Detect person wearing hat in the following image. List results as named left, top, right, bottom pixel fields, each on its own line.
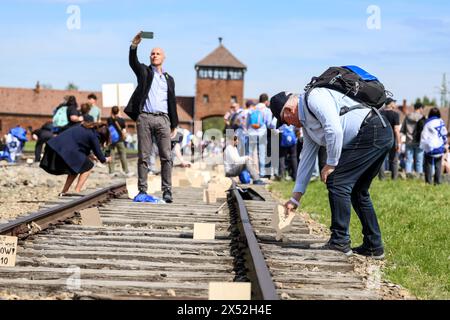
left=378, top=98, right=401, bottom=180
left=270, top=89, right=393, bottom=259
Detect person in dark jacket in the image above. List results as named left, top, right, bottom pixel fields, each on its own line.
left=32, top=122, right=54, bottom=162
left=65, top=96, right=83, bottom=129
left=40, top=122, right=111, bottom=194
left=124, top=31, right=179, bottom=203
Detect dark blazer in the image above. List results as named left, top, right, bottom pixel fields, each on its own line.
left=47, top=125, right=106, bottom=174
left=124, top=46, right=178, bottom=129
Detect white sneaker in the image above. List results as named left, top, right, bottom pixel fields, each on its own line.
left=126, top=172, right=135, bottom=177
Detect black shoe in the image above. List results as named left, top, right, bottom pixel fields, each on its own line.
left=321, top=240, right=353, bottom=256
left=163, top=190, right=173, bottom=203
left=352, top=245, right=385, bottom=260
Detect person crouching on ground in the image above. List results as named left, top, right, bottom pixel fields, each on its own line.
left=224, top=135, right=265, bottom=185
left=40, top=122, right=112, bottom=195
left=270, top=90, right=393, bottom=259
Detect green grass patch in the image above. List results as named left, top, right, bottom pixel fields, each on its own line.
left=23, top=141, right=36, bottom=153
left=269, top=179, right=450, bottom=300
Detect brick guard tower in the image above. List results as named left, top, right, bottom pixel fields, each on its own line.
left=194, top=38, right=247, bottom=123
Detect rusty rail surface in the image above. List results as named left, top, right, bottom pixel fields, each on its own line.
left=229, top=182, right=279, bottom=300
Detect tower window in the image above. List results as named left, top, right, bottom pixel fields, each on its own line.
left=203, top=95, right=209, bottom=104
left=231, top=96, right=237, bottom=104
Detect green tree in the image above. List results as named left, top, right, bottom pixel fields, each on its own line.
left=66, top=82, right=79, bottom=91
left=430, top=98, right=437, bottom=107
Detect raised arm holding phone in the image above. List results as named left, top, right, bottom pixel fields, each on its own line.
left=124, top=31, right=179, bottom=203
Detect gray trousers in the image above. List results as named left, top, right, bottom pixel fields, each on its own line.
left=137, top=113, right=172, bottom=193
left=225, top=159, right=259, bottom=181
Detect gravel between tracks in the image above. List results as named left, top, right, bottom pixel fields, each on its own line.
left=0, top=162, right=131, bottom=223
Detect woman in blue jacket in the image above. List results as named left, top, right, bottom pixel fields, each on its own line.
left=40, top=122, right=112, bottom=194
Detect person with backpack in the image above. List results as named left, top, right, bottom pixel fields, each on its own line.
left=420, top=108, right=448, bottom=185
left=40, top=122, right=112, bottom=195
left=107, top=106, right=131, bottom=176
left=247, top=95, right=273, bottom=179
left=401, top=102, right=425, bottom=178
left=270, top=66, right=393, bottom=259
left=52, top=96, right=83, bottom=134
left=278, top=124, right=298, bottom=181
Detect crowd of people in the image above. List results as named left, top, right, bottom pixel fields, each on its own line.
left=1, top=90, right=448, bottom=197
left=221, top=95, right=450, bottom=187
left=1, top=34, right=449, bottom=260
left=378, top=101, right=449, bottom=185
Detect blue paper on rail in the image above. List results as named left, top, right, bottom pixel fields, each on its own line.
left=133, top=193, right=165, bottom=204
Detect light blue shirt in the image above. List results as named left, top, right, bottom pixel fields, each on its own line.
left=294, top=88, right=371, bottom=194
left=143, top=66, right=168, bottom=114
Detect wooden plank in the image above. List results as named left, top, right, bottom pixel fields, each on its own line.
left=26, top=234, right=231, bottom=245
left=266, top=259, right=354, bottom=272
left=15, top=256, right=235, bottom=272
left=18, top=248, right=234, bottom=263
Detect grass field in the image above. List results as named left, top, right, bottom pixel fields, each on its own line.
left=23, top=141, right=36, bottom=153
left=269, top=178, right=450, bottom=300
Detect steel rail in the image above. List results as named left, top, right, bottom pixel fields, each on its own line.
left=0, top=182, right=127, bottom=237
left=229, top=182, right=279, bottom=300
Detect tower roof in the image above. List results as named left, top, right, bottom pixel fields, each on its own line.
left=196, top=42, right=247, bottom=70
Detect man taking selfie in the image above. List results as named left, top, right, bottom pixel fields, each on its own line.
left=125, top=31, right=179, bottom=203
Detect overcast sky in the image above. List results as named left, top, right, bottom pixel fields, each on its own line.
left=1, top=0, right=449, bottom=104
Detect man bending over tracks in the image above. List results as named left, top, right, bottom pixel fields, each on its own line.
left=270, top=89, right=393, bottom=260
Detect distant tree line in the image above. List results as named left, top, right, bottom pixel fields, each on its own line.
left=415, top=96, right=437, bottom=107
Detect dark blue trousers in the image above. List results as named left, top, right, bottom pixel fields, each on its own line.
left=326, top=113, right=394, bottom=250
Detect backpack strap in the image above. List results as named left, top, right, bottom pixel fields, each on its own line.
left=304, top=89, right=387, bottom=128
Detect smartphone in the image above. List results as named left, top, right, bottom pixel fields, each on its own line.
left=141, top=31, right=154, bottom=39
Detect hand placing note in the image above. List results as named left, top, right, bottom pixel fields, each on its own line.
left=271, top=204, right=297, bottom=241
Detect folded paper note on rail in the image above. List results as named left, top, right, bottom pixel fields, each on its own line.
left=126, top=178, right=139, bottom=199
left=79, top=207, right=102, bottom=227
left=271, top=204, right=296, bottom=241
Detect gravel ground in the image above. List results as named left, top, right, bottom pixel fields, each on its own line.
left=0, top=159, right=415, bottom=300
left=0, top=161, right=133, bottom=224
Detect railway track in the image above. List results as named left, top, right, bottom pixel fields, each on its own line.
left=0, top=170, right=379, bottom=300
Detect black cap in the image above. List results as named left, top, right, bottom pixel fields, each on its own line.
left=270, top=92, right=291, bottom=128
left=385, top=98, right=396, bottom=106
